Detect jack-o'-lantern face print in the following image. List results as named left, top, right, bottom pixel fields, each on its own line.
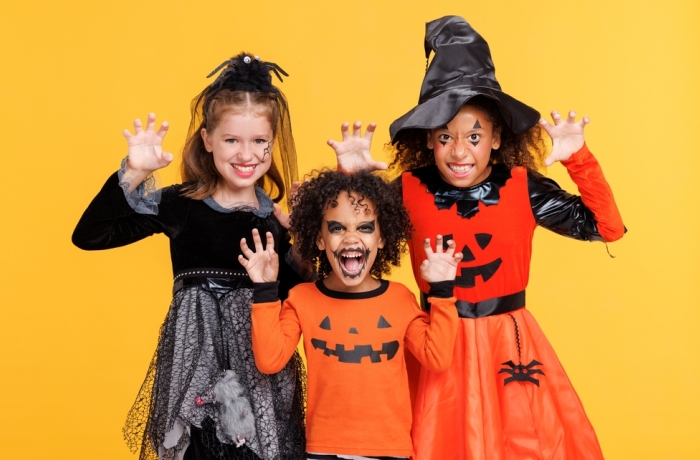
left=310, top=314, right=399, bottom=363
left=442, top=232, right=502, bottom=287
left=317, top=191, right=385, bottom=293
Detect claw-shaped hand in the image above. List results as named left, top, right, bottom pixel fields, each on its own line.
left=327, top=121, right=388, bottom=173
left=419, top=235, right=463, bottom=283
left=122, top=113, right=173, bottom=174
left=238, top=229, right=279, bottom=283
left=540, top=110, right=589, bottom=166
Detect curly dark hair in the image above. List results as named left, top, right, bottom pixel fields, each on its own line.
left=389, top=96, right=547, bottom=175
left=290, top=169, right=413, bottom=279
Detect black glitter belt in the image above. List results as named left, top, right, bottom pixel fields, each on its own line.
left=421, top=290, right=525, bottom=318
left=173, top=268, right=252, bottom=295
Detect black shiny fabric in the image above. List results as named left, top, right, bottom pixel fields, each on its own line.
left=411, top=164, right=511, bottom=219
left=421, top=290, right=525, bottom=318
left=527, top=169, right=603, bottom=242
left=406, top=164, right=604, bottom=242
left=390, top=16, right=540, bottom=140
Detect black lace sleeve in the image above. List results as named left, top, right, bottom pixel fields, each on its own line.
left=527, top=169, right=603, bottom=242
left=72, top=172, right=185, bottom=250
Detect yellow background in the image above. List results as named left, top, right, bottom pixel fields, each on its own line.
left=1, top=1, right=698, bottom=458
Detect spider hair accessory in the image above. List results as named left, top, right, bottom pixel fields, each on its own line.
left=185, top=51, right=298, bottom=204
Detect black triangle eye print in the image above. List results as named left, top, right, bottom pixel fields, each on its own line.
left=475, top=233, right=492, bottom=249
left=455, top=233, right=502, bottom=288
left=377, top=316, right=392, bottom=328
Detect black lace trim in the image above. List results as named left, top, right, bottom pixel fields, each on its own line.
left=410, top=164, right=512, bottom=219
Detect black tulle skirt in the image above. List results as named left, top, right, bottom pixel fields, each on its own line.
left=123, top=277, right=306, bottom=460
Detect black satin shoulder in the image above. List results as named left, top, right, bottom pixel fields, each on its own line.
left=410, top=164, right=512, bottom=219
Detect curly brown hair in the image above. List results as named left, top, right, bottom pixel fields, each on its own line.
left=389, top=96, right=547, bottom=175
left=290, top=169, right=413, bottom=279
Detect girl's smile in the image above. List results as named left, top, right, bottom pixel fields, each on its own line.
left=201, top=112, right=273, bottom=203
left=427, top=104, right=501, bottom=188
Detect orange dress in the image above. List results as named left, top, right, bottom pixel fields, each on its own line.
left=402, top=145, right=624, bottom=460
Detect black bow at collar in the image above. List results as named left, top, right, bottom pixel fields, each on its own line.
left=411, top=164, right=512, bottom=219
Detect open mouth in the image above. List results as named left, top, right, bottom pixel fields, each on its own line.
left=232, top=164, right=257, bottom=177
left=449, top=164, right=473, bottom=175
left=333, top=248, right=370, bottom=278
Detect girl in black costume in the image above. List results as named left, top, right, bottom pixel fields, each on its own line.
left=73, top=53, right=306, bottom=460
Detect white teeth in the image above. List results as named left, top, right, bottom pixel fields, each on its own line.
left=450, top=164, right=473, bottom=173
left=233, top=165, right=255, bottom=172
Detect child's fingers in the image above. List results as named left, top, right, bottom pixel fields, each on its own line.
left=363, top=122, right=377, bottom=140
left=239, top=238, right=253, bottom=258
left=340, top=122, right=350, bottom=140
left=453, top=252, right=464, bottom=263
left=133, top=118, right=143, bottom=135
left=352, top=121, right=362, bottom=137
left=550, top=110, right=562, bottom=125
left=444, top=238, right=457, bottom=256
left=237, top=254, right=248, bottom=267
left=251, top=228, right=264, bottom=252
left=157, top=120, right=169, bottom=138
left=145, top=113, right=157, bottom=132
left=423, top=237, right=434, bottom=255
left=265, top=232, right=276, bottom=254
left=567, top=110, right=577, bottom=124
left=435, top=234, right=444, bottom=254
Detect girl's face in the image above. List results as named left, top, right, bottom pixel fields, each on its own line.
left=201, top=111, right=273, bottom=198
left=317, top=191, right=385, bottom=293
left=427, top=105, right=501, bottom=188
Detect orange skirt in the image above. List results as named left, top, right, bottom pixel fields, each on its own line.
left=410, top=308, right=604, bottom=460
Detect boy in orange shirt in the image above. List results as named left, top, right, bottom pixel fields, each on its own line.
left=238, top=170, right=462, bottom=459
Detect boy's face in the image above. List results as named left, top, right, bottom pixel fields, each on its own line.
left=427, top=104, right=501, bottom=188
left=317, top=191, right=385, bottom=293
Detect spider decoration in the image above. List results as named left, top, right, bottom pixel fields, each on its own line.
left=206, top=55, right=289, bottom=83
left=498, top=359, right=545, bottom=386
left=498, top=314, right=546, bottom=386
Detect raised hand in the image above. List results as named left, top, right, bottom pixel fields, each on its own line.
left=540, top=110, right=590, bottom=166
left=327, top=121, right=388, bottom=173
left=122, top=113, right=174, bottom=176
left=419, top=235, right=463, bottom=283
left=238, top=229, right=279, bottom=283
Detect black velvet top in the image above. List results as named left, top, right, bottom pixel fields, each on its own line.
left=72, top=172, right=301, bottom=298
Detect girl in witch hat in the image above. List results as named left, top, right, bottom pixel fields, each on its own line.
left=73, top=53, right=307, bottom=460
left=328, top=15, right=624, bottom=460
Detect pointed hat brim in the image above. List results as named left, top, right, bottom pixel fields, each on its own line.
left=389, top=16, right=540, bottom=142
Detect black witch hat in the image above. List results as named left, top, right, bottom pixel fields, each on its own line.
left=389, top=16, right=540, bottom=142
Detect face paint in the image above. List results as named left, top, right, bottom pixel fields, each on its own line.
left=331, top=247, right=372, bottom=278
left=263, top=141, right=272, bottom=160
left=317, top=192, right=385, bottom=293
left=427, top=105, right=501, bottom=188
left=470, top=119, right=482, bottom=146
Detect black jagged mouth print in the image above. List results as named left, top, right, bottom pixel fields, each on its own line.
left=310, top=338, right=400, bottom=363
left=332, top=247, right=371, bottom=279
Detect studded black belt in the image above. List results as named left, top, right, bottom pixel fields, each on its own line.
left=172, top=268, right=252, bottom=295
left=421, top=290, right=525, bottom=318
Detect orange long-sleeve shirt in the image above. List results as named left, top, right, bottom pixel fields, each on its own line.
left=251, top=280, right=457, bottom=457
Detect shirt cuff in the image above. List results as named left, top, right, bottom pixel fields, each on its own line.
left=253, top=281, right=280, bottom=303
left=427, top=280, right=455, bottom=298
